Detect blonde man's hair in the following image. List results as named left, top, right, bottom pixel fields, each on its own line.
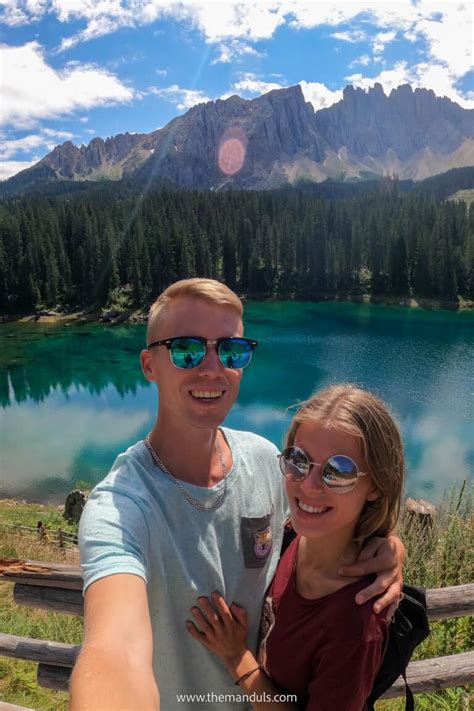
left=285, top=384, right=404, bottom=543
left=147, top=278, right=243, bottom=343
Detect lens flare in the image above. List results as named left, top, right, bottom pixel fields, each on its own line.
left=218, top=128, right=247, bottom=176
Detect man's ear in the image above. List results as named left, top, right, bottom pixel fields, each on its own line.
left=140, top=349, right=156, bottom=382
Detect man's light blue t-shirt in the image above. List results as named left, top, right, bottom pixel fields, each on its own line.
left=79, top=428, right=288, bottom=710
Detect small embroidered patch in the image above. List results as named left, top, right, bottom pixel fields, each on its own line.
left=241, top=513, right=273, bottom=568
left=254, top=526, right=272, bottom=559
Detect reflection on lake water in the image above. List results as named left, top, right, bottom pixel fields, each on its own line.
left=1, top=302, right=473, bottom=503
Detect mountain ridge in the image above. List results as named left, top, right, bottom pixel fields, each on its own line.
left=4, top=83, right=473, bottom=192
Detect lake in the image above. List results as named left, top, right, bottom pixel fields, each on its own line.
left=1, top=301, right=473, bottom=504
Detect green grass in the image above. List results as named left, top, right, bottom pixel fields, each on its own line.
left=0, top=499, right=82, bottom=709
left=0, top=486, right=472, bottom=709
left=0, top=531, right=82, bottom=710
left=377, top=482, right=473, bottom=710
left=0, top=498, right=79, bottom=535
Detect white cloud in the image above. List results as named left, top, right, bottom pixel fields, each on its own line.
left=0, top=133, right=45, bottom=160
left=346, top=62, right=411, bottom=94
left=331, top=30, right=366, bottom=43
left=1, top=392, right=150, bottom=487
left=0, top=125, right=75, bottom=179
left=416, top=2, right=472, bottom=77
left=49, top=1, right=283, bottom=51
left=212, top=40, right=264, bottom=64
left=372, top=30, right=396, bottom=54
left=413, top=63, right=474, bottom=108
left=0, top=128, right=73, bottom=160
left=228, top=74, right=342, bottom=110
left=213, top=44, right=234, bottom=64
left=0, top=159, right=37, bottom=181
left=0, top=42, right=134, bottom=128
left=299, top=81, right=343, bottom=110
left=231, top=72, right=284, bottom=97
left=58, top=15, right=130, bottom=51
left=408, top=420, right=471, bottom=498
left=182, top=2, right=286, bottom=42
left=350, top=54, right=372, bottom=68
left=150, top=73, right=346, bottom=112
left=0, top=0, right=30, bottom=26
left=346, top=60, right=474, bottom=109
left=404, top=30, right=418, bottom=43
left=288, top=3, right=371, bottom=30
left=1, top=1, right=471, bottom=109
left=41, top=127, right=74, bottom=139
left=163, top=69, right=339, bottom=118
left=288, top=2, right=472, bottom=105
left=149, top=84, right=211, bottom=110
left=155, top=68, right=168, bottom=76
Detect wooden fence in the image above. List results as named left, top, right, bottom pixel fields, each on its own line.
left=0, top=522, right=78, bottom=549
left=0, top=559, right=473, bottom=701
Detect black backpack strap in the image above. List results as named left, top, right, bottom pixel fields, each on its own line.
left=401, top=666, right=414, bottom=711
left=394, top=610, right=415, bottom=711
left=365, top=584, right=429, bottom=710
left=280, top=519, right=297, bottom=557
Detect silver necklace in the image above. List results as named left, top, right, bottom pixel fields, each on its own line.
left=144, top=434, right=228, bottom=512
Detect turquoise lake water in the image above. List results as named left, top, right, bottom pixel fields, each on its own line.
left=1, top=302, right=473, bottom=504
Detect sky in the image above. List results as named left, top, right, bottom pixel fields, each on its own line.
left=0, top=1, right=472, bottom=181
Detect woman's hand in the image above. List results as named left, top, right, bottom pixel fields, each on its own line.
left=187, top=592, right=249, bottom=668
left=339, top=534, right=405, bottom=616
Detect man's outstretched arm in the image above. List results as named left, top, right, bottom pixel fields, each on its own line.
left=340, top=534, right=406, bottom=615
left=70, top=573, right=159, bottom=711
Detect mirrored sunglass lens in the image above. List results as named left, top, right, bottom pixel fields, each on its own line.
left=280, top=448, right=309, bottom=480
left=322, top=456, right=359, bottom=491
left=218, top=339, right=252, bottom=368
left=170, top=338, right=205, bottom=368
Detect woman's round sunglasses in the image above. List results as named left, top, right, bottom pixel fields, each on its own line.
left=278, top=446, right=367, bottom=493
left=147, top=336, right=258, bottom=370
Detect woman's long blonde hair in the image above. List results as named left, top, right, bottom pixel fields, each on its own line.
left=285, top=384, right=405, bottom=543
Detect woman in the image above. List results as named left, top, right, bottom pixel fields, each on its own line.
left=188, top=384, right=405, bottom=710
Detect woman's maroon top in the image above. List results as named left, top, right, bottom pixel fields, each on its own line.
left=258, top=535, right=389, bottom=711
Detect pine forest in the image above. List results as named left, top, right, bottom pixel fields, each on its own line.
left=0, top=180, right=473, bottom=313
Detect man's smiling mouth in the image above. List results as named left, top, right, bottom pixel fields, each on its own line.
left=190, top=390, right=225, bottom=400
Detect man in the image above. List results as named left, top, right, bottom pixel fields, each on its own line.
left=70, top=278, right=404, bottom=710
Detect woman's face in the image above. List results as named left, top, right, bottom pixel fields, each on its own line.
left=285, top=420, right=379, bottom=541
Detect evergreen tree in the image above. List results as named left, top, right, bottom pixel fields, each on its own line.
left=390, top=231, right=409, bottom=295
left=0, top=183, right=471, bottom=311
left=18, top=243, right=40, bottom=309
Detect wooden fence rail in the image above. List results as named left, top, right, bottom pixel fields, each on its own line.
left=1, top=558, right=473, bottom=699
left=0, top=522, right=78, bottom=547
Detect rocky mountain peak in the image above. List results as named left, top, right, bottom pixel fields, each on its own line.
left=4, top=82, right=473, bottom=192
left=315, top=83, right=473, bottom=160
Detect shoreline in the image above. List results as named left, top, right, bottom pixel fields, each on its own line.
left=0, top=493, right=438, bottom=518
left=0, top=488, right=453, bottom=512
left=0, top=493, right=70, bottom=508
left=1, top=293, right=473, bottom=325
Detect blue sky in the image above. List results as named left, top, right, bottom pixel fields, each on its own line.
left=1, top=1, right=472, bottom=180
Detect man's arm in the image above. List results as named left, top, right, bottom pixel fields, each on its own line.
left=340, top=534, right=406, bottom=614
left=70, top=573, right=159, bottom=711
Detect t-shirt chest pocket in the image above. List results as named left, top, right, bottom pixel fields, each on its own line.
left=240, top=511, right=274, bottom=568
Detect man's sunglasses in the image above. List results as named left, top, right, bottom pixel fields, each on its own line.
left=147, top=336, right=258, bottom=370
left=278, top=446, right=367, bottom=493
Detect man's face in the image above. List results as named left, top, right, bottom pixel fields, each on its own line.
left=141, top=298, right=244, bottom=433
